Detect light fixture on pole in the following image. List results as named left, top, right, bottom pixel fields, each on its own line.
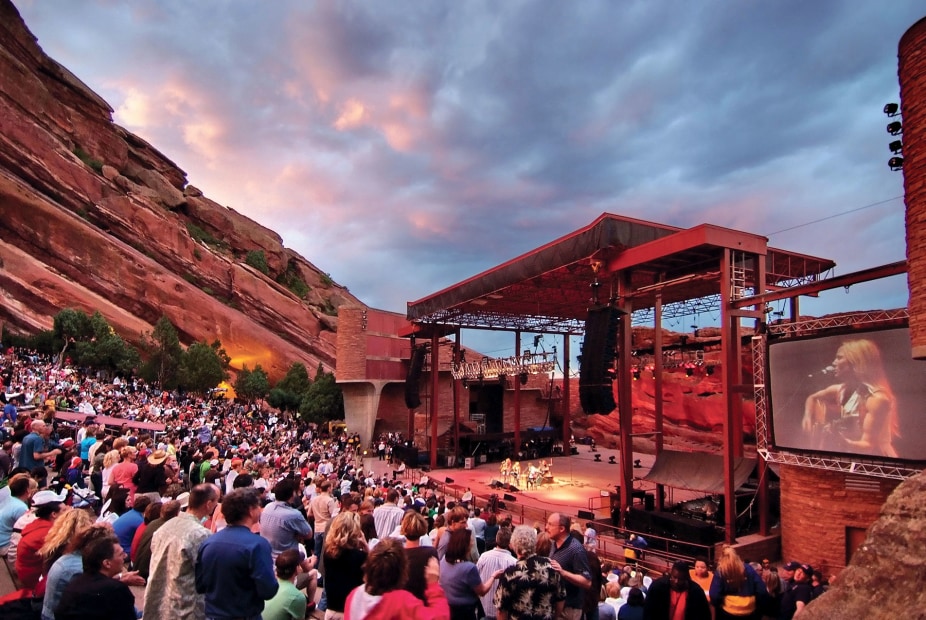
left=887, top=121, right=903, bottom=136
left=889, top=157, right=904, bottom=171
left=884, top=102, right=899, bottom=117
left=889, top=140, right=903, bottom=154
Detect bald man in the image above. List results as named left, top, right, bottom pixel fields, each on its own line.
left=19, top=420, right=60, bottom=471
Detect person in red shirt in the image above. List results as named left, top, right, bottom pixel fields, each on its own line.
left=15, top=489, right=68, bottom=593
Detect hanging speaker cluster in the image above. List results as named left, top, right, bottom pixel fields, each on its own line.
left=404, top=344, right=427, bottom=409
left=578, top=306, right=622, bottom=414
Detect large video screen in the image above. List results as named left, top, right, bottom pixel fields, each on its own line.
left=768, top=326, right=926, bottom=461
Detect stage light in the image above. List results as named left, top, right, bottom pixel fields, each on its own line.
left=889, top=157, right=904, bottom=171
left=594, top=454, right=602, bottom=462
left=608, top=455, right=617, bottom=465
left=706, top=365, right=715, bottom=376
left=686, top=367, right=694, bottom=377
left=887, top=121, right=903, bottom=135
left=633, top=459, right=642, bottom=468
left=632, top=368, right=641, bottom=380
left=889, top=140, right=903, bottom=154
left=884, top=102, right=899, bottom=117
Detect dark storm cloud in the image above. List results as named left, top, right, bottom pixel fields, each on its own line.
left=12, top=0, right=924, bottom=314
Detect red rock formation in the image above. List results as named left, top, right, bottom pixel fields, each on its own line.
left=0, top=1, right=359, bottom=381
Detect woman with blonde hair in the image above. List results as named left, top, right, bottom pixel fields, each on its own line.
left=803, top=338, right=900, bottom=457
left=322, top=511, right=369, bottom=619
left=39, top=508, right=93, bottom=572
left=709, top=546, right=768, bottom=620
left=109, top=445, right=138, bottom=507
left=100, top=449, right=121, bottom=499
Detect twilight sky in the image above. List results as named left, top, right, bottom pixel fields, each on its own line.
left=12, top=1, right=925, bottom=354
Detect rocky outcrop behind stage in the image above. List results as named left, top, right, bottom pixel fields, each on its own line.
left=799, top=470, right=926, bottom=620
left=0, top=1, right=363, bottom=380
left=575, top=326, right=756, bottom=451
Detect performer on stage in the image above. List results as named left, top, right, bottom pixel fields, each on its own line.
left=539, top=459, right=552, bottom=484
left=510, top=461, right=521, bottom=488
left=500, top=457, right=512, bottom=483
left=526, top=462, right=540, bottom=489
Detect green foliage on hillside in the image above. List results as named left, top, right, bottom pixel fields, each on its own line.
left=73, top=146, right=103, bottom=173
left=185, top=222, right=228, bottom=250
left=276, top=261, right=310, bottom=299
left=245, top=249, right=270, bottom=275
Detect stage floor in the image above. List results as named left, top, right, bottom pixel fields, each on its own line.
left=362, top=444, right=706, bottom=520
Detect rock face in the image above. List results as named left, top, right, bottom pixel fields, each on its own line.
left=0, top=1, right=362, bottom=380
left=800, top=470, right=926, bottom=620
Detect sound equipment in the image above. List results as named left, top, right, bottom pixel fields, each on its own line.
left=579, top=306, right=623, bottom=414
left=644, top=493, right=655, bottom=512
left=445, top=477, right=455, bottom=484
left=503, top=493, right=517, bottom=502
left=404, top=345, right=427, bottom=409
left=506, top=483, right=519, bottom=493
left=577, top=509, right=595, bottom=521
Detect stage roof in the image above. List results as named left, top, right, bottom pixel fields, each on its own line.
left=407, top=213, right=835, bottom=334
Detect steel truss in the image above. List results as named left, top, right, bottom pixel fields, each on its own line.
left=753, top=310, right=922, bottom=481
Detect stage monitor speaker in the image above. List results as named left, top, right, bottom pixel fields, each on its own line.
left=404, top=345, right=427, bottom=409
left=506, top=483, right=519, bottom=493
left=503, top=493, right=517, bottom=502
left=445, top=477, right=455, bottom=484
left=577, top=509, right=595, bottom=521
left=497, top=501, right=506, bottom=510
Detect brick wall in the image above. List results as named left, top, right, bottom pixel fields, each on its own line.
left=901, top=17, right=926, bottom=357
left=779, top=464, right=899, bottom=575
left=335, top=306, right=368, bottom=380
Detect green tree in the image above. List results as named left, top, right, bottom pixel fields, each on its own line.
left=268, top=362, right=311, bottom=413
left=179, top=340, right=230, bottom=394
left=298, top=364, right=343, bottom=424
left=52, top=310, right=139, bottom=375
left=53, top=308, right=92, bottom=364
left=139, top=315, right=183, bottom=388
left=234, top=364, right=270, bottom=403
left=245, top=250, right=270, bottom=275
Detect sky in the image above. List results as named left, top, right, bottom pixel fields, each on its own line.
left=12, top=1, right=925, bottom=359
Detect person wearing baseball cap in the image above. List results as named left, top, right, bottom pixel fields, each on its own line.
left=779, top=562, right=814, bottom=620
left=15, top=489, right=67, bottom=591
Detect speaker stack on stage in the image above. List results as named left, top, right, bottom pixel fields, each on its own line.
left=404, top=344, right=427, bottom=409
left=579, top=306, right=623, bottom=414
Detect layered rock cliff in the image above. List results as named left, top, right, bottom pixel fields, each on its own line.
left=0, top=1, right=362, bottom=380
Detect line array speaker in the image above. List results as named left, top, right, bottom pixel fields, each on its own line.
left=404, top=345, right=427, bottom=409
left=579, top=306, right=622, bottom=414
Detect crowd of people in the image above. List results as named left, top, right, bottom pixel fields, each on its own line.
left=1, top=348, right=828, bottom=620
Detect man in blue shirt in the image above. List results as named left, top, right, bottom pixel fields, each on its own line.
left=111, top=496, right=151, bottom=555
left=196, top=488, right=278, bottom=620
left=545, top=512, right=592, bottom=620
left=19, top=420, right=60, bottom=472
left=259, top=478, right=313, bottom=562
left=2, top=397, right=18, bottom=424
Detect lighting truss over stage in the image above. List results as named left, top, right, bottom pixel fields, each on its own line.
left=450, top=351, right=557, bottom=380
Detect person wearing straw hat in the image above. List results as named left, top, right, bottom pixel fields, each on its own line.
left=135, top=448, right=170, bottom=504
